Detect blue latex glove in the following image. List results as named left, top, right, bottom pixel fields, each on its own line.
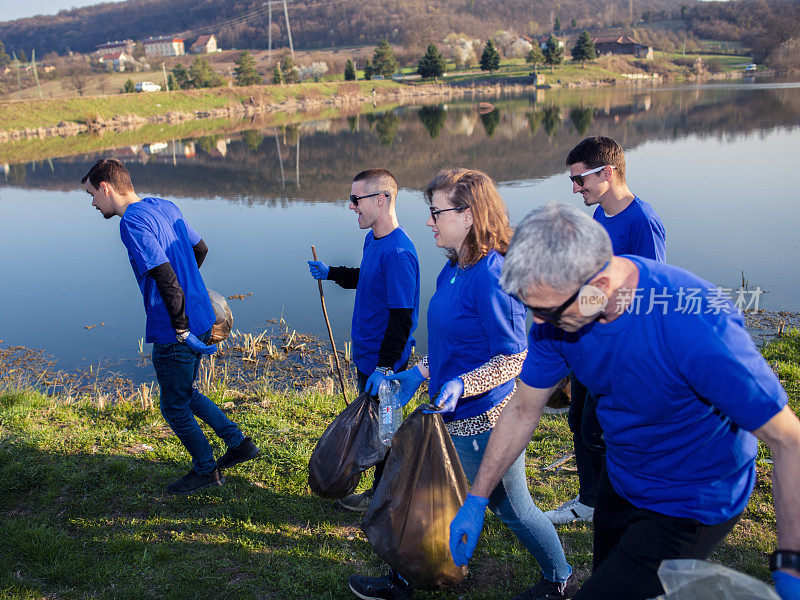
left=183, top=332, right=217, bottom=355
left=424, top=377, right=464, bottom=415
left=450, top=493, right=490, bottom=567
left=774, top=571, right=800, bottom=600
left=365, top=369, right=387, bottom=396
left=307, top=260, right=329, bottom=280
left=385, top=366, right=426, bottom=407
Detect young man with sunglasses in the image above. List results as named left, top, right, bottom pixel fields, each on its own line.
left=450, top=203, right=800, bottom=600
left=307, top=168, right=420, bottom=512
left=545, top=137, right=668, bottom=527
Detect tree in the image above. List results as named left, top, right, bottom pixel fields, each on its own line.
left=571, top=17, right=577, bottom=29
left=171, top=64, right=190, bottom=89
left=554, top=17, right=561, bottom=32
left=122, top=78, right=135, bottom=93
left=344, top=58, right=356, bottom=81
left=272, top=63, right=283, bottom=84
left=188, top=57, right=225, bottom=88
left=418, top=105, right=447, bottom=139
left=0, top=41, right=10, bottom=68
left=417, top=43, right=446, bottom=79
left=363, top=59, right=373, bottom=80
left=571, top=30, right=596, bottom=67
left=280, top=54, right=299, bottom=83
left=479, top=39, right=501, bottom=74
left=526, top=45, right=545, bottom=70
left=234, top=50, right=262, bottom=86
left=543, top=35, right=564, bottom=72
left=372, top=40, right=397, bottom=77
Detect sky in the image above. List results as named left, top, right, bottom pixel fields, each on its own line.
left=0, top=0, right=125, bottom=22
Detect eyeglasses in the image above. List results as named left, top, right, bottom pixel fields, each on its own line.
left=569, top=165, right=615, bottom=186
left=429, top=206, right=465, bottom=222
left=349, top=192, right=383, bottom=206
left=520, top=261, right=609, bottom=324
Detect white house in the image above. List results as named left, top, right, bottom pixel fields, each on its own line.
left=190, top=34, right=218, bottom=54
left=142, top=37, right=185, bottom=57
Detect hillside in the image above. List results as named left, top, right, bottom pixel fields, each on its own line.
left=0, top=0, right=686, bottom=58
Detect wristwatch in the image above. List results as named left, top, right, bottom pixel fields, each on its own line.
left=176, top=330, right=190, bottom=343
left=769, top=550, right=800, bottom=571
left=375, top=366, right=393, bottom=375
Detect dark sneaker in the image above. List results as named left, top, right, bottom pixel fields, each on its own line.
left=543, top=389, right=571, bottom=415
left=348, top=572, right=414, bottom=600
left=512, top=573, right=580, bottom=600
left=165, top=468, right=225, bottom=494
left=217, top=436, right=260, bottom=470
left=337, top=489, right=373, bottom=512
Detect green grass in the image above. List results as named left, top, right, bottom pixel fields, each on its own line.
left=2, top=331, right=797, bottom=598
left=0, top=80, right=404, bottom=133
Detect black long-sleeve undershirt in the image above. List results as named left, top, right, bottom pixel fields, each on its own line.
left=377, top=308, right=414, bottom=369
left=147, top=239, right=208, bottom=333
left=327, top=266, right=360, bottom=289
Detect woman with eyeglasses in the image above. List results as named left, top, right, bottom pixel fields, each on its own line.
left=347, top=169, right=576, bottom=600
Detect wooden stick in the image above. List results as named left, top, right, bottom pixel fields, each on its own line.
left=312, top=246, right=349, bottom=405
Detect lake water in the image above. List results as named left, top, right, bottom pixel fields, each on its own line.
left=2, top=80, right=799, bottom=382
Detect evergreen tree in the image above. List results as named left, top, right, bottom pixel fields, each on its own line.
left=372, top=40, right=397, bottom=77
left=543, top=35, right=564, bottom=72
left=571, top=30, right=596, bottom=67
left=0, top=41, right=10, bottom=67
left=363, top=59, right=373, bottom=81
left=122, top=78, right=135, bottom=93
left=234, top=50, right=262, bottom=86
left=571, top=17, right=577, bottom=29
left=479, top=40, right=501, bottom=74
left=344, top=58, right=356, bottom=81
left=189, top=57, right=225, bottom=88
left=526, top=45, right=544, bottom=70
left=554, top=17, right=561, bottom=32
left=167, top=72, right=178, bottom=91
left=280, top=54, right=299, bottom=83
left=417, top=43, right=446, bottom=79
left=272, top=63, right=283, bottom=84
left=171, top=64, right=190, bottom=89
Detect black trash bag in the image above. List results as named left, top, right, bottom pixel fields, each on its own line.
left=362, top=405, right=469, bottom=590
left=308, top=391, right=387, bottom=499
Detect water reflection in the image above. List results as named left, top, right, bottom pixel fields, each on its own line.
left=2, top=81, right=800, bottom=376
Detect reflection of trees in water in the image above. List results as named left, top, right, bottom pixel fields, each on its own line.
left=479, top=109, right=501, bottom=137
left=11, top=86, right=800, bottom=203
left=569, top=107, right=595, bottom=136
left=418, top=105, right=447, bottom=140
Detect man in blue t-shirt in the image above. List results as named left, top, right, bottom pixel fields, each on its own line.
left=546, top=137, right=668, bottom=526
left=449, top=203, right=800, bottom=600
left=82, top=158, right=259, bottom=495
left=308, top=168, right=420, bottom=512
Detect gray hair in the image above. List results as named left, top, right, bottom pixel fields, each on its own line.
left=501, top=203, right=613, bottom=297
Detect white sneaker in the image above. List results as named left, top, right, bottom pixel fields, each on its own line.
left=545, top=496, right=594, bottom=524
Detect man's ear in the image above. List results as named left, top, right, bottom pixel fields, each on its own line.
left=591, top=274, right=611, bottom=295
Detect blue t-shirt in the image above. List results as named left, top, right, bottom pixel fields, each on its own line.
left=520, top=256, right=786, bottom=524
left=593, top=197, right=666, bottom=261
left=352, top=227, right=420, bottom=374
left=119, top=197, right=215, bottom=345
left=427, top=251, right=527, bottom=423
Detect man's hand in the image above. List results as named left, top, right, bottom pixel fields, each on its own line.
left=774, top=571, right=800, bottom=599
left=425, top=377, right=463, bottom=415
left=450, top=493, right=489, bottom=567
left=307, top=260, right=329, bottom=280
left=182, top=332, right=217, bottom=355
left=385, top=366, right=425, bottom=407
left=365, top=369, right=389, bottom=396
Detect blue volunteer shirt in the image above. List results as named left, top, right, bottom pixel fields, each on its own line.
left=520, top=255, right=786, bottom=524
left=428, top=251, right=527, bottom=423
left=119, top=197, right=215, bottom=345
left=593, top=197, right=666, bottom=261
left=352, top=227, right=420, bottom=374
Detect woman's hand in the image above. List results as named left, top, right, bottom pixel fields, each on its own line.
left=385, top=366, right=426, bottom=406
left=426, top=377, right=464, bottom=415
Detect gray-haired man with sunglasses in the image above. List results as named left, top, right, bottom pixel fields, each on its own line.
left=307, top=168, right=420, bottom=512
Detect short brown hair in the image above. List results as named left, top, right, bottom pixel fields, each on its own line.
left=566, top=136, right=626, bottom=183
left=424, top=168, right=512, bottom=267
left=353, top=168, right=398, bottom=203
left=81, top=157, right=134, bottom=194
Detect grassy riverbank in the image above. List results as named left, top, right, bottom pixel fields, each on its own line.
left=2, top=330, right=797, bottom=599
left=0, top=81, right=405, bottom=133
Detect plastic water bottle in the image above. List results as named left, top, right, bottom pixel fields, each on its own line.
left=378, top=379, right=402, bottom=446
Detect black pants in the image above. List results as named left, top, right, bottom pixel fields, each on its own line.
left=569, top=374, right=606, bottom=507
left=573, top=471, right=741, bottom=600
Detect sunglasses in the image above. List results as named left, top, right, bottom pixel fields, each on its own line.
left=520, top=261, right=609, bottom=324
left=569, top=165, right=615, bottom=187
left=349, top=192, right=383, bottom=206
left=429, top=206, right=466, bottom=222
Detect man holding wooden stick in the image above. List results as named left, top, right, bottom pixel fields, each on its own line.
left=308, top=168, right=420, bottom=512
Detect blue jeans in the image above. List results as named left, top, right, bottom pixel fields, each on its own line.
left=451, top=430, right=573, bottom=584
left=152, top=330, right=245, bottom=475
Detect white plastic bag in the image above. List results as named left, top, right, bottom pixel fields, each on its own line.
left=649, top=559, right=780, bottom=600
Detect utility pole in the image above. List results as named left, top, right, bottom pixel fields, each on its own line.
left=283, top=0, right=295, bottom=60
left=162, top=62, right=170, bottom=91
left=267, top=1, right=273, bottom=65
left=31, top=48, right=43, bottom=98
